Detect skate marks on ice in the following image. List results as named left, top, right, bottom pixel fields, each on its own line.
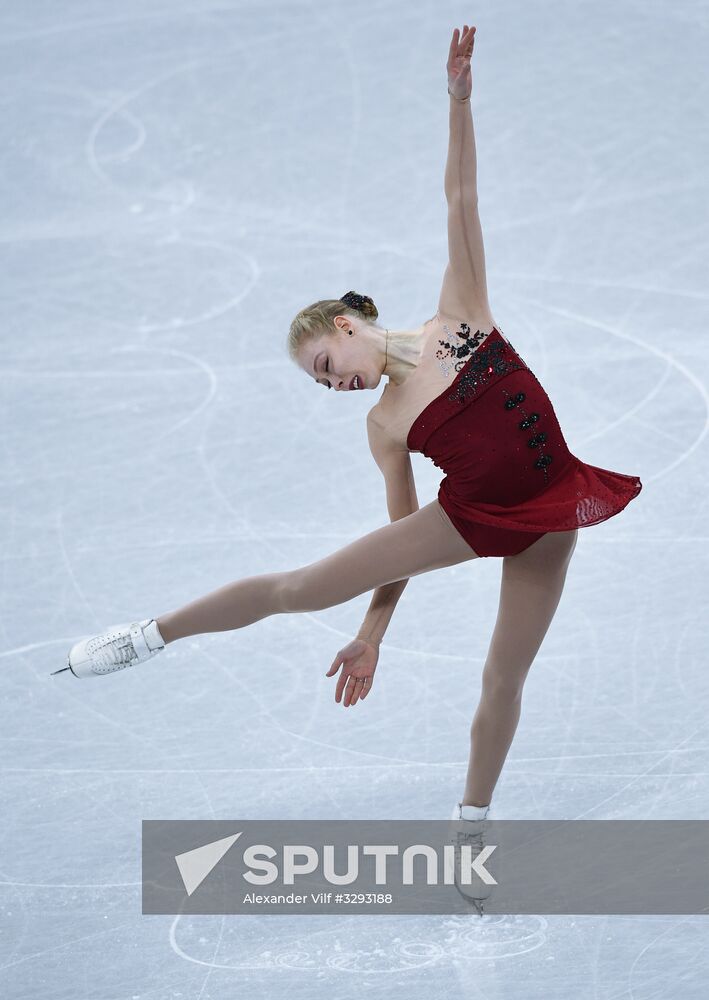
left=168, top=912, right=549, bottom=972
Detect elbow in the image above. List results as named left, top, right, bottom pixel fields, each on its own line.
left=445, top=185, right=478, bottom=208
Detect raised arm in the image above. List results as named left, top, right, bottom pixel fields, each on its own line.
left=438, top=25, right=494, bottom=323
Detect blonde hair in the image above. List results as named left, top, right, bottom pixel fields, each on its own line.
left=287, top=291, right=380, bottom=364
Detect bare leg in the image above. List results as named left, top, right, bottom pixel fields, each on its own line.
left=156, top=500, right=479, bottom=644
left=462, top=528, right=579, bottom=806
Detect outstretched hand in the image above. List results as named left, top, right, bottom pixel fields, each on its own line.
left=326, top=638, right=379, bottom=707
left=447, top=24, right=476, bottom=101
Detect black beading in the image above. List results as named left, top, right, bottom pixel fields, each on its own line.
left=527, top=433, right=547, bottom=448
left=436, top=321, right=489, bottom=369
left=501, top=386, right=553, bottom=483
left=519, top=413, right=539, bottom=429
left=435, top=326, right=528, bottom=406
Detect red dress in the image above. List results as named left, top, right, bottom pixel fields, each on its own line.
left=406, top=327, right=642, bottom=557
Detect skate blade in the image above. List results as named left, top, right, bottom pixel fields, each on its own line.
left=454, top=881, right=487, bottom=916
left=50, top=666, right=72, bottom=676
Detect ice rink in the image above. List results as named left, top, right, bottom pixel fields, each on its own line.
left=2, top=0, right=708, bottom=997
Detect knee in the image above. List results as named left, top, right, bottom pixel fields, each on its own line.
left=277, top=567, right=323, bottom=614
left=480, top=664, right=527, bottom=706
left=277, top=570, right=303, bottom=613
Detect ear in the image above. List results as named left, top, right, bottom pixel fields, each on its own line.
left=334, top=314, right=352, bottom=333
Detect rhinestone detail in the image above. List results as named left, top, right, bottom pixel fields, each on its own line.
left=501, top=386, right=553, bottom=483
left=433, top=324, right=528, bottom=404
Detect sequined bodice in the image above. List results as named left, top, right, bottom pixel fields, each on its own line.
left=407, top=327, right=528, bottom=450
left=407, top=327, right=564, bottom=498
left=398, top=323, right=642, bottom=548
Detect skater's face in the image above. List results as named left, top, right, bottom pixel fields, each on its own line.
left=299, top=317, right=385, bottom=392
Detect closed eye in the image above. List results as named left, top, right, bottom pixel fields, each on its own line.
left=314, top=353, right=332, bottom=389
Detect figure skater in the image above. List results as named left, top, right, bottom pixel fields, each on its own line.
left=54, top=25, right=641, bottom=911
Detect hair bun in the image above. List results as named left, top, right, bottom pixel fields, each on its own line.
left=340, top=290, right=378, bottom=320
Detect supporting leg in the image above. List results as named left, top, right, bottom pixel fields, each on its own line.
left=462, top=528, right=578, bottom=806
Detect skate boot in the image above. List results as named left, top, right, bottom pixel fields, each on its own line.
left=53, top=618, right=166, bottom=678
left=448, top=801, right=497, bottom=915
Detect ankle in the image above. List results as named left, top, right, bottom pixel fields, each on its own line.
left=144, top=618, right=168, bottom=649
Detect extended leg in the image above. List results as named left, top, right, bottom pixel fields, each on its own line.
left=156, top=499, right=479, bottom=644
left=462, top=528, right=578, bottom=806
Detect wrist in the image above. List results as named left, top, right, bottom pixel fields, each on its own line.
left=448, top=86, right=470, bottom=103
left=356, top=632, right=381, bottom=648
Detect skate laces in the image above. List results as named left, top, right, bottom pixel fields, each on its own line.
left=452, top=821, right=487, bottom=885
left=91, top=633, right=139, bottom=669
left=454, top=825, right=485, bottom=855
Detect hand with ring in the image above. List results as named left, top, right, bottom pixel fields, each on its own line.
left=325, top=637, right=379, bottom=707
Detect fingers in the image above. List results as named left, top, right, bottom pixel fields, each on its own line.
left=344, top=675, right=370, bottom=707
left=330, top=664, right=373, bottom=706
left=325, top=651, right=343, bottom=676
left=462, top=26, right=475, bottom=55
left=349, top=677, right=362, bottom=706
left=343, top=675, right=356, bottom=706
left=325, top=650, right=374, bottom=706
left=448, top=28, right=458, bottom=64
left=450, top=24, right=476, bottom=54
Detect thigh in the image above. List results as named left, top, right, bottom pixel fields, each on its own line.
left=286, top=499, right=480, bottom=612
left=483, top=529, right=579, bottom=692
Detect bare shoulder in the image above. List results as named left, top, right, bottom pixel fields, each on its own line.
left=366, top=398, right=410, bottom=460
left=367, top=382, right=398, bottom=435
left=366, top=400, right=393, bottom=440
left=366, top=360, right=397, bottom=427
left=367, top=396, right=390, bottom=428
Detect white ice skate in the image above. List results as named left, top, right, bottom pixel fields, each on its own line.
left=53, top=619, right=165, bottom=678
left=448, top=801, right=496, bottom=916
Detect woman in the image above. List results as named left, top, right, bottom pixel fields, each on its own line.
left=56, top=26, right=641, bottom=861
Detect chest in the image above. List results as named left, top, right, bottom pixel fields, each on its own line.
left=372, top=314, right=500, bottom=452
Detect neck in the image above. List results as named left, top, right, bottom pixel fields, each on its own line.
left=383, top=325, right=426, bottom=384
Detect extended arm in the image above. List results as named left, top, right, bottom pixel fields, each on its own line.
left=438, top=26, right=493, bottom=322
left=356, top=413, right=419, bottom=646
